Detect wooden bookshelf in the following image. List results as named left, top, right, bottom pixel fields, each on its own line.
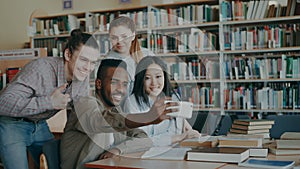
left=28, top=0, right=300, bottom=117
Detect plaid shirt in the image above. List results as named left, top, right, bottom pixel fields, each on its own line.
left=0, top=57, right=89, bottom=121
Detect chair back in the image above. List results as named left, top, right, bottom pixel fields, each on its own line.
left=41, top=139, right=61, bottom=169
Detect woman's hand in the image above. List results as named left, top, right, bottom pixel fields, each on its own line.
left=99, top=148, right=121, bottom=159
left=183, top=119, right=201, bottom=139
left=172, top=132, right=188, bottom=144
left=186, top=129, right=201, bottom=139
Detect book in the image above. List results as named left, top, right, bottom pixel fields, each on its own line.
left=269, top=145, right=300, bottom=155
left=186, top=147, right=249, bottom=163
left=231, top=123, right=273, bottom=130
left=239, top=158, right=295, bottom=169
left=276, top=140, right=300, bottom=149
left=230, top=128, right=270, bottom=134
left=227, top=133, right=270, bottom=139
left=6, top=67, right=21, bottom=83
left=179, top=135, right=218, bottom=147
left=141, top=147, right=191, bottom=160
left=249, top=148, right=268, bottom=157
left=233, top=119, right=275, bottom=126
left=280, top=132, right=300, bottom=140
left=218, top=137, right=262, bottom=148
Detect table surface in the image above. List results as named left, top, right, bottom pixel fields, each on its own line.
left=85, top=152, right=300, bottom=169
left=85, top=156, right=227, bottom=169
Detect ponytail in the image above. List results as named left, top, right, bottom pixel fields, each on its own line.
left=63, top=29, right=99, bottom=59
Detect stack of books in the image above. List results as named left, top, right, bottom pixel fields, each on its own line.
left=218, top=135, right=268, bottom=157
left=228, top=119, right=275, bottom=139
left=269, top=132, right=300, bottom=155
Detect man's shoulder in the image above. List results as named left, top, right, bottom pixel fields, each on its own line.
left=26, top=57, right=61, bottom=68
left=78, top=96, right=98, bottom=104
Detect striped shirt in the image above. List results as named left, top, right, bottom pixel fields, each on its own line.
left=0, top=57, right=89, bottom=121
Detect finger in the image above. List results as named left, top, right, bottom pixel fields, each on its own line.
left=165, top=101, right=179, bottom=108
left=58, top=83, right=68, bottom=92
left=64, top=94, right=71, bottom=102
left=165, top=107, right=179, bottom=114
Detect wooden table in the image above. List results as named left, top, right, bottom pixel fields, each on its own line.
left=85, top=153, right=300, bottom=169
left=85, top=156, right=227, bottom=169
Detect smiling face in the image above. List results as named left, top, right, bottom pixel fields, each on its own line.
left=144, top=63, right=165, bottom=100
left=109, top=25, right=135, bottom=56
left=96, top=66, right=129, bottom=108
left=65, top=45, right=99, bottom=81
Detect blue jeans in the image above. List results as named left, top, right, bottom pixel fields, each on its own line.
left=0, top=116, right=54, bottom=169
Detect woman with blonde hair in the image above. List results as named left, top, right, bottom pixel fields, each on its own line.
left=105, top=16, right=154, bottom=94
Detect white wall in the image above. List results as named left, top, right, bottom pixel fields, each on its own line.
left=0, top=0, right=163, bottom=50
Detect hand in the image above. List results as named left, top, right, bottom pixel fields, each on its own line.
left=183, top=119, right=201, bottom=138
left=99, top=148, right=121, bottom=159
left=186, top=129, right=201, bottom=139
left=172, top=132, right=188, bottom=144
left=146, top=97, right=179, bottom=125
left=50, top=83, right=71, bottom=110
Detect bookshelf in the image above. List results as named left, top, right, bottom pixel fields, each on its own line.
left=30, top=12, right=86, bottom=56
left=29, top=0, right=300, bottom=117
left=87, top=6, right=149, bottom=55
left=221, top=0, right=300, bottom=118
left=0, top=48, right=47, bottom=90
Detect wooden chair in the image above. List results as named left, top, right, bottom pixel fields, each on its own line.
left=40, top=139, right=61, bottom=169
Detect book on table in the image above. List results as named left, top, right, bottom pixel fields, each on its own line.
left=179, top=135, right=219, bottom=147
left=238, top=158, right=295, bottom=169
left=233, top=119, right=274, bottom=126
left=227, top=132, right=271, bottom=139
left=217, top=136, right=268, bottom=157
left=218, top=136, right=263, bottom=148
left=248, top=148, right=268, bottom=157
left=231, top=123, right=273, bottom=130
left=269, top=132, right=300, bottom=155
left=269, top=145, right=300, bottom=155
left=276, top=139, right=300, bottom=149
left=186, top=147, right=249, bottom=163
left=280, top=132, right=300, bottom=140
left=229, top=128, right=270, bottom=134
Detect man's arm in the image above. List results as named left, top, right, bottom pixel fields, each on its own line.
left=0, top=60, right=54, bottom=117
left=125, top=98, right=177, bottom=128
left=75, top=97, right=178, bottom=134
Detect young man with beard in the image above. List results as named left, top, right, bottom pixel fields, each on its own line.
left=60, top=59, right=177, bottom=169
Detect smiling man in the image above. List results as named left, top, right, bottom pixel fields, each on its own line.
left=60, top=59, right=152, bottom=169
left=0, top=29, right=100, bottom=169
left=60, top=59, right=180, bottom=169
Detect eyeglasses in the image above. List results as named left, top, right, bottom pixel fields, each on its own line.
left=109, top=34, right=134, bottom=42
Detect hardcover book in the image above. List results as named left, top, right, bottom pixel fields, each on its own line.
left=180, top=136, right=218, bottom=147
left=231, top=123, right=273, bottom=130
left=229, top=128, right=270, bottom=134
left=276, top=140, right=300, bottom=149
left=269, top=145, right=300, bottom=155
left=218, top=137, right=262, bottom=148
left=233, top=119, right=275, bottom=126
left=280, top=132, right=300, bottom=140
left=186, top=147, right=249, bottom=163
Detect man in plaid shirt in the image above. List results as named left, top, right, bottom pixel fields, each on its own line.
left=0, top=29, right=100, bottom=169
